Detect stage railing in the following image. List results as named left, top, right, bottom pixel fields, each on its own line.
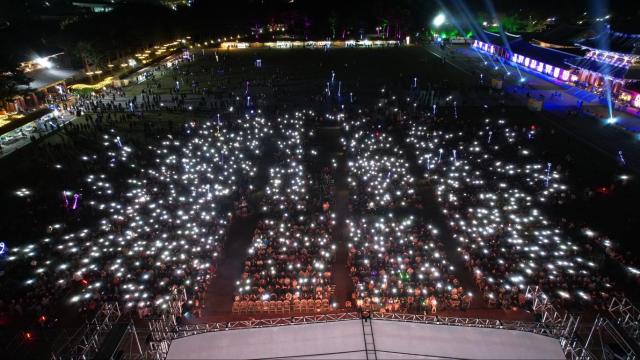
left=162, top=311, right=562, bottom=341
left=171, top=312, right=360, bottom=339
left=370, top=312, right=561, bottom=338
left=153, top=287, right=628, bottom=360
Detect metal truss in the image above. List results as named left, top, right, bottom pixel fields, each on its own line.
left=524, top=287, right=640, bottom=360
left=525, top=286, right=581, bottom=338
left=149, top=288, right=640, bottom=360
left=371, top=312, right=560, bottom=337
left=525, top=286, right=592, bottom=359
left=172, top=312, right=361, bottom=339
left=51, top=302, right=121, bottom=360
left=609, top=296, right=640, bottom=343
left=147, top=310, right=569, bottom=360
left=147, top=312, right=360, bottom=360
left=165, top=311, right=565, bottom=341
left=583, top=315, right=638, bottom=360
left=148, top=313, right=177, bottom=360
left=147, top=287, right=191, bottom=360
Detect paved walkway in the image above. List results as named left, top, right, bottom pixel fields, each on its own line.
left=326, top=127, right=354, bottom=309
left=204, top=211, right=261, bottom=316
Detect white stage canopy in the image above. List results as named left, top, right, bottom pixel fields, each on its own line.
left=167, top=319, right=565, bottom=359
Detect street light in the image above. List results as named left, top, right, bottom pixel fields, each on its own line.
left=433, top=13, right=446, bottom=28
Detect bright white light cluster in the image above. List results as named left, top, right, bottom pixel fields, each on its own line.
left=262, top=115, right=309, bottom=213
left=347, top=215, right=459, bottom=308
left=236, top=112, right=336, bottom=302
left=9, top=115, right=271, bottom=311
left=341, top=116, right=460, bottom=310
left=406, top=118, right=611, bottom=304
left=343, top=119, right=416, bottom=211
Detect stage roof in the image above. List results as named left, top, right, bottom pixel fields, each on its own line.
left=565, top=57, right=634, bottom=80
left=477, top=31, right=580, bottom=68
left=528, top=24, right=593, bottom=48
left=167, top=319, right=565, bottom=360
left=577, top=31, right=640, bottom=55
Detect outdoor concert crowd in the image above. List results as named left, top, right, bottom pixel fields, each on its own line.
left=403, top=109, right=616, bottom=310
left=233, top=113, right=338, bottom=313
left=0, top=47, right=635, bottom=332
left=1, top=112, right=271, bottom=322
left=343, top=116, right=467, bottom=314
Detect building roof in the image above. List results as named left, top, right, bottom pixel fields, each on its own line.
left=477, top=31, right=581, bottom=68
left=576, top=30, right=640, bottom=55
left=564, top=57, right=637, bottom=79
left=528, top=24, right=593, bottom=48
left=0, top=108, right=52, bottom=137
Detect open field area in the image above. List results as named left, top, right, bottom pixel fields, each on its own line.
left=1, top=46, right=639, bottom=358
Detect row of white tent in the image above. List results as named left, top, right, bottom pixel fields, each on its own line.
left=220, top=39, right=403, bottom=49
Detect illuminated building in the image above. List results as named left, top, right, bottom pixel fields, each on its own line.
left=567, top=28, right=640, bottom=109
left=471, top=31, right=580, bottom=84
left=472, top=29, right=640, bottom=110
left=71, top=1, right=116, bottom=12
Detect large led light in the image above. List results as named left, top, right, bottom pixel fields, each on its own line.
left=35, top=57, right=52, bottom=69
left=433, top=13, right=446, bottom=28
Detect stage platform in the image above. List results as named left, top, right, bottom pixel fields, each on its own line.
left=166, top=315, right=565, bottom=359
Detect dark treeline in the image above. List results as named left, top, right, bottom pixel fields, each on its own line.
left=1, top=0, right=639, bottom=72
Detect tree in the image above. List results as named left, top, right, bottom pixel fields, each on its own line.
left=380, top=18, right=389, bottom=38
left=73, top=42, right=103, bottom=74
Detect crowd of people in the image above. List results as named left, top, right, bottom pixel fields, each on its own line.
left=404, top=114, right=614, bottom=310
left=0, top=46, right=330, bottom=328
left=342, top=116, right=464, bottom=314
left=2, top=43, right=637, bottom=340
left=344, top=124, right=418, bottom=212
left=347, top=216, right=468, bottom=313
left=234, top=113, right=337, bottom=313
left=3, top=113, right=271, bottom=321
